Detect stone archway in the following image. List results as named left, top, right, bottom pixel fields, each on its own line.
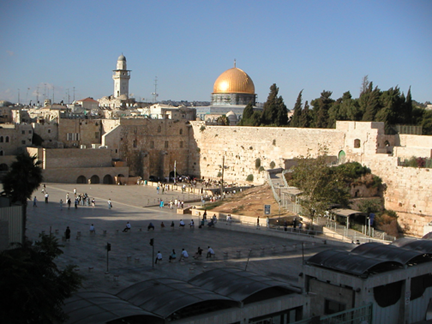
left=103, top=175, right=113, bottom=184
left=77, top=175, right=86, bottom=184
left=90, top=175, right=100, bottom=184
left=338, top=150, right=346, bottom=164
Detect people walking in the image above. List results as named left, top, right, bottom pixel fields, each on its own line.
left=123, top=222, right=131, bottom=232
left=65, top=226, right=71, bottom=242
left=108, top=199, right=112, bottom=209
left=179, top=248, right=188, bottom=262
left=169, top=249, right=176, bottom=262
left=206, top=246, right=215, bottom=259
left=155, top=251, right=162, bottom=264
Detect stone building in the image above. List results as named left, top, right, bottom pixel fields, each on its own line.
left=98, top=54, right=136, bottom=109
left=102, top=118, right=192, bottom=180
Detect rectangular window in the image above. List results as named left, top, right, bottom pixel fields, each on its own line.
left=150, top=141, right=154, bottom=149
left=180, top=141, right=183, bottom=148
left=22, top=140, right=26, bottom=144
left=67, top=133, right=80, bottom=141
left=324, top=299, right=346, bottom=315
left=95, top=132, right=99, bottom=139
left=165, top=141, right=168, bottom=148
left=22, top=130, right=25, bottom=134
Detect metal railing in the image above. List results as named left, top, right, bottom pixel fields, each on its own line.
left=293, top=303, right=373, bottom=324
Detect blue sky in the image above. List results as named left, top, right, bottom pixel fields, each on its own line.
left=1, top=0, right=431, bottom=107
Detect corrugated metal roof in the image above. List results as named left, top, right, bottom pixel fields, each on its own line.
left=306, top=249, right=403, bottom=277
left=116, top=278, right=236, bottom=318
left=188, top=268, right=298, bottom=301
left=400, top=240, right=432, bottom=254
left=351, top=242, right=430, bottom=265
left=63, top=291, right=163, bottom=324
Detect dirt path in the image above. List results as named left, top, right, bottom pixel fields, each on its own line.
left=210, top=184, right=294, bottom=218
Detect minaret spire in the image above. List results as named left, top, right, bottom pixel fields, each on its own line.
left=234, top=59, right=236, bottom=68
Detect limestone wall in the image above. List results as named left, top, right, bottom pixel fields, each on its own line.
left=58, top=119, right=102, bottom=148
left=190, top=121, right=346, bottom=184
left=41, top=148, right=113, bottom=169
left=103, top=118, right=192, bottom=179
left=42, top=166, right=129, bottom=183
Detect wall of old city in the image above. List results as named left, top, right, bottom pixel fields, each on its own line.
left=103, top=118, right=193, bottom=179
left=189, top=121, right=346, bottom=185
left=40, top=166, right=129, bottom=183
left=58, top=119, right=103, bottom=148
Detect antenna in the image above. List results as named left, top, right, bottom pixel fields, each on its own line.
left=73, top=87, right=75, bottom=102
left=36, top=86, right=39, bottom=104
left=25, top=87, right=30, bottom=105
left=17, top=88, right=20, bottom=104
left=151, top=76, right=159, bottom=103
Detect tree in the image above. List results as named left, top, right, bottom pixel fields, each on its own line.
left=360, top=82, right=381, bottom=121
left=216, top=114, right=229, bottom=125
left=287, top=147, right=350, bottom=226
left=2, top=152, right=43, bottom=242
left=261, top=84, right=279, bottom=125
left=274, top=95, right=288, bottom=126
left=239, top=103, right=254, bottom=125
left=298, top=101, right=311, bottom=128
left=311, top=91, right=334, bottom=128
left=0, top=234, right=83, bottom=323
left=290, top=90, right=303, bottom=127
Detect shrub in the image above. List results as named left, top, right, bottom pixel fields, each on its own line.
left=200, top=125, right=206, bottom=132
left=258, top=166, right=265, bottom=172
left=270, top=161, right=276, bottom=169
left=255, top=158, right=261, bottom=169
left=246, top=174, right=254, bottom=182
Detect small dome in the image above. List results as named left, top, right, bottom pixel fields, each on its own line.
left=118, top=54, right=126, bottom=61
left=213, top=66, right=255, bottom=95
left=226, top=111, right=237, bottom=122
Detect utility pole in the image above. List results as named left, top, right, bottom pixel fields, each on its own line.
left=150, top=238, right=154, bottom=269
left=106, top=242, right=111, bottom=272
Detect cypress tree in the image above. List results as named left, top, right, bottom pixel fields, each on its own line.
left=290, top=90, right=303, bottom=127
left=275, top=96, right=288, bottom=126
left=299, top=101, right=311, bottom=127
left=261, top=84, right=279, bottom=125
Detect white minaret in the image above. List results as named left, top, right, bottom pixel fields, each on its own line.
left=112, top=54, right=131, bottom=98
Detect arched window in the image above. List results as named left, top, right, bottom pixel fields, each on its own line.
left=0, top=136, right=3, bottom=143
left=158, top=125, right=161, bottom=133
left=179, top=129, right=183, bottom=135
left=5, top=136, right=9, bottom=143
left=77, top=175, right=86, bottom=183
left=354, top=139, right=361, bottom=148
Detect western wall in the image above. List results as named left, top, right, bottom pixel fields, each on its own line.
left=189, top=120, right=432, bottom=237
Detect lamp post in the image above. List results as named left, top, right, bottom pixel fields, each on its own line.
left=221, top=155, right=225, bottom=197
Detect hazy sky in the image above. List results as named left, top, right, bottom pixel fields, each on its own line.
left=1, top=0, right=431, bottom=107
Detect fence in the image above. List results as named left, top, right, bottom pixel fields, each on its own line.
left=293, top=303, right=373, bottom=324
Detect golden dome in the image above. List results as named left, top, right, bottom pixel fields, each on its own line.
left=213, top=66, right=255, bottom=95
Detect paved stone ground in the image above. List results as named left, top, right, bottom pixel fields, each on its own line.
left=26, top=183, right=352, bottom=295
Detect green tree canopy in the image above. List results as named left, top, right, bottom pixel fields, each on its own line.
left=2, top=152, right=43, bottom=241
left=261, top=83, right=279, bottom=125
left=290, top=90, right=303, bottom=127
left=0, top=234, right=83, bottom=323
left=287, top=147, right=350, bottom=223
